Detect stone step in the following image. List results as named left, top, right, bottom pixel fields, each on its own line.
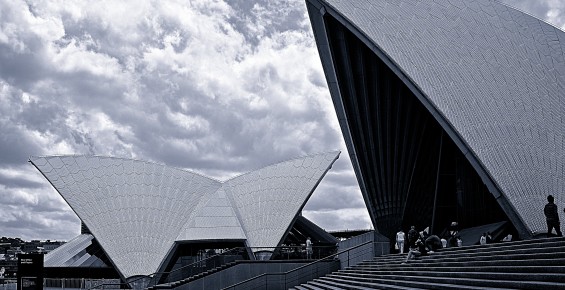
left=434, top=237, right=565, bottom=251
left=368, top=244, right=565, bottom=263
left=324, top=273, right=565, bottom=290
left=308, top=280, right=355, bottom=290
left=296, top=282, right=329, bottom=290
left=290, top=285, right=319, bottom=290
left=377, top=239, right=565, bottom=259
left=319, top=275, right=513, bottom=290
left=354, top=258, right=565, bottom=270
left=341, top=265, right=565, bottom=274
left=360, top=252, right=565, bottom=266
left=313, top=277, right=427, bottom=290
left=335, top=270, right=565, bottom=284
left=293, top=238, right=565, bottom=289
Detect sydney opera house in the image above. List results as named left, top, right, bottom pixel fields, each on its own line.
left=30, top=151, right=340, bottom=283
left=306, top=0, right=564, bottom=241
left=28, top=0, right=565, bottom=287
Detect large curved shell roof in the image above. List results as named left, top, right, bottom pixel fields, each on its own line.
left=309, top=0, right=565, bottom=235
left=30, top=155, right=222, bottom=279
left=223, top=151, right=341, bottom=249
left=31, top=151, right=340, bottom=279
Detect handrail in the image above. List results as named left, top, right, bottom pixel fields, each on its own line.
left=221, top=240, right=373, bottom=290
left=87, top=246, right=246, bottom=290
left=150, top=246, right=247, bottom=284
left=151, top=245, right=337, bottom=284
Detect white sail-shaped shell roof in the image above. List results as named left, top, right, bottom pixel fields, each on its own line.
left=307, top=0, right=565, bottom=236
left=31, top=151, right=339, bottom=279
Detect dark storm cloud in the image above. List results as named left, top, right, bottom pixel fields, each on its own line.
left=0, top=208, right=79, bottom=240
left=0, top=125, right=39, bottom=165
left=0, top=174, right=43, bottom=189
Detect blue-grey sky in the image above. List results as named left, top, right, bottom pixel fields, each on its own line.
left=0, top=0, right=563, bottom=241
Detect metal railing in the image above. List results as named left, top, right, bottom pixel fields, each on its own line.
left=149, top=245, right=338, bottom=286
left=149, top=246, right=249, bottom=286
left=221, top=240, right=373, bottom=290
left=85, top=244, right=339, bottom=290
left=42, top=278, right=121, bottom=290
left=0, top=281, right=16, bottom=290
left=0, top=278, right=122, bottom=290
left=85, top=247, right=246, bottom=290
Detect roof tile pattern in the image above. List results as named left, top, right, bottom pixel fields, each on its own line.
left=321, top=0, right=564, bottom=234
left=224, top=151, right=340, bottom=249
left=176, top=187, right=246, bottom=241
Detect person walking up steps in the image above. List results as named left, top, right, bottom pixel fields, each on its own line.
left=544, top=195, right=562, bottom=237
left=407, top=226, right=418, bottom=250
left=396, top=229, right=406, bottom=253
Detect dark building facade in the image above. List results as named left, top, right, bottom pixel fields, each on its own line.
left=306, top=0, right=565, bottom=240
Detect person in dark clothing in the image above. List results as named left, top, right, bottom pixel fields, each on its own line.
left=407, top=226, right=419, bottom=249
left=425, top=235, right=442, bottom=253
left=544, top=195, right=563, bottom=236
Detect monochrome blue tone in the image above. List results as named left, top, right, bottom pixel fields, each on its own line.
left=307, top=0, right=565, bottom=237
left=30, top=151, right=340, bottom=279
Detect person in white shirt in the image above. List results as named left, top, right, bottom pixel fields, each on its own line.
left=480, top=233, right=487, bottom=245
left=396, top=229, right=406, bottom=253
left=441, top=238, right=447, bottom=248
left=306, top=237, right=313, bottom=259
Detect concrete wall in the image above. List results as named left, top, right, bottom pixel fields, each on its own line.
left=338, top=231, right=389, bottom=269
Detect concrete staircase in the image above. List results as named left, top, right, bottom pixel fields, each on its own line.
left=291, top=237, right=565, bottom=289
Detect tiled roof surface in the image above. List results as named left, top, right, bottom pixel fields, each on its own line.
left=321, top=0, right=564, bottom=234
left=30, top=151, right=339, bottom=278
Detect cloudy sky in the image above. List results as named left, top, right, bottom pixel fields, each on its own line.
left=1, top=0, right=564, bottom=241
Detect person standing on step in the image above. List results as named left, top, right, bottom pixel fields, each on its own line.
left=396, top=229, right=406, bottom=254
left=486, top=232, right=492, bottom=243
left=407, top=226, right=419, bottom=250
left=305, top=237, right=313, bottom=259
left=544, top=195, right=563, bottom=237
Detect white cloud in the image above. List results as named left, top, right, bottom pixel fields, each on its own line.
left=303, top=208, right=373, bottom=232
left=49, top=39, right=122, bottom=77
